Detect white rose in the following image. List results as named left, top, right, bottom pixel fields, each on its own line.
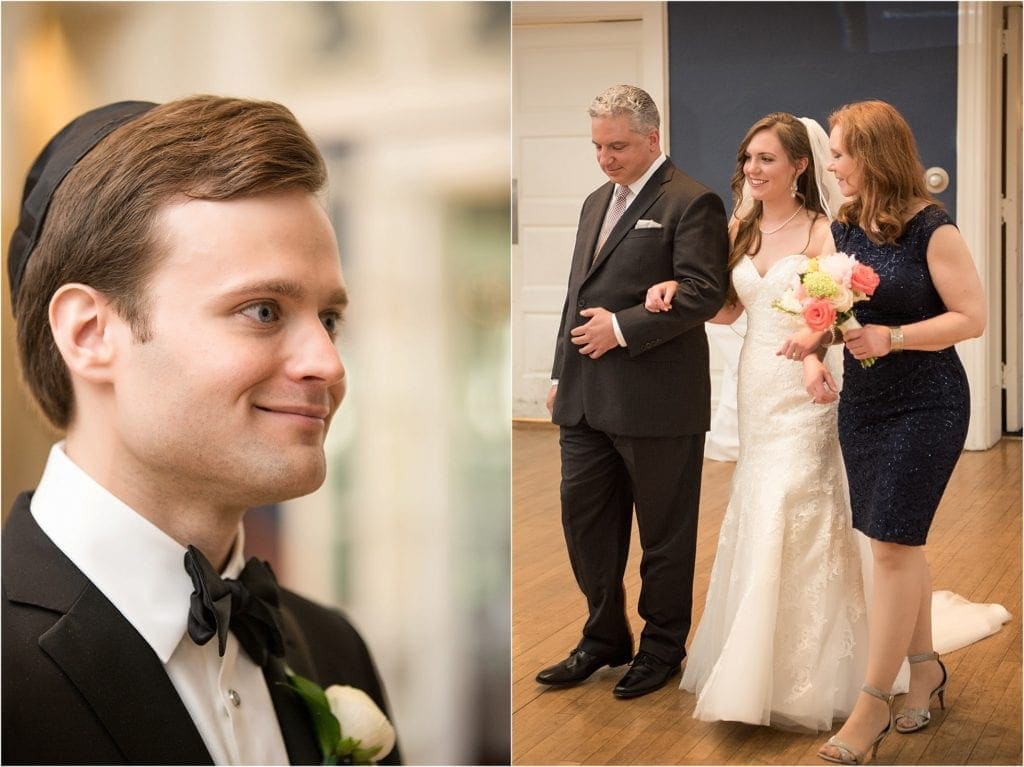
left=324, top=685, right=396, bottom=761
left=777, top=290, right=804, bottom=314
left=832, top=285, right=854, bottom=313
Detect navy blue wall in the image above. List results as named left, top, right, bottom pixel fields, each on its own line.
left=667, top=2, right=958, bottom=217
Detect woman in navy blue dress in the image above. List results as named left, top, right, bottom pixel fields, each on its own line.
left=816, top=101, right=987, bottom=764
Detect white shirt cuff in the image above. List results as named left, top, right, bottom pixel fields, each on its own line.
left=611, top=314, right=627, bottom=347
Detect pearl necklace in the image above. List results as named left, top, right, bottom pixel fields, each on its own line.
left=759, top=206, right=803, bottom=235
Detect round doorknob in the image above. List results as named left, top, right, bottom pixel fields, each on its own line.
left=924, top=166, right=949, bottom=193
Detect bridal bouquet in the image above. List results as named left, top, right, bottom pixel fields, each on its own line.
left=772, top=252, right=881, bottom=367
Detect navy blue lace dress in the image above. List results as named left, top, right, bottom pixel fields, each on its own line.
left=832, top=206, right=969, bottom=546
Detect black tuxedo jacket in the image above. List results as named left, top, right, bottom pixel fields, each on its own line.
left=2, top=493, right=401, bottom=765
left=551, top=158, right=729, bottom=437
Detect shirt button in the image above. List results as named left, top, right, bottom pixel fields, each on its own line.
left=227, top=689, right=241, bottom=708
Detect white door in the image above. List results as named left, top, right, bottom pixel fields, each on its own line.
left=511, top=17, right=658, bottom=418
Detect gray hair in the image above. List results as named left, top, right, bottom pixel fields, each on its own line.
left=588, top=85, right=660, bottom=134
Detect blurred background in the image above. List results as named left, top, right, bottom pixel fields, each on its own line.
left=1, top=2, right=511, bottom=763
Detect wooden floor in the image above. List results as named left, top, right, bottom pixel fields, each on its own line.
left=512, top=423, right=1022, bottom=765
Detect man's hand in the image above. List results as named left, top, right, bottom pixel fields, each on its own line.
left=570, top=307, right=618, bottom=359
left=546, top=384, right=557, bottom=416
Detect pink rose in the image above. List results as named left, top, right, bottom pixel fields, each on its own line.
left=850, top=263, right=880, bottom=296
left=802, top=298, right=837, bottom=331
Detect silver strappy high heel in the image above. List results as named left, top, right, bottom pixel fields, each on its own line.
left=895, top=651, right=948, bottom=733
left=818, top=684, right=895, bottom=765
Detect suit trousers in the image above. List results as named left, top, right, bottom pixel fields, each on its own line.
left=559, top=419, right=704, bottom=665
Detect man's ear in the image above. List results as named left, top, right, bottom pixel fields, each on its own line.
left=649, top=128, right=661, bottom=153
left=49, top=284, right=122, bottom=383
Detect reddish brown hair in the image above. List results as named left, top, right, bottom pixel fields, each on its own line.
left=16, top=95, right=327, bottom=429
left=828, top=100, right=937, bottom=245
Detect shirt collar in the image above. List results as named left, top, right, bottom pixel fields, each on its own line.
left=30, top=442, right=246, bottom=663
left=621, top=152, right=667, bottom=199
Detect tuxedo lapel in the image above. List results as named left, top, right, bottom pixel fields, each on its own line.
left=4, top=498, right=213, bottom=764
left=589, top=159, right=672, bottom=274
left=40, top=587, right=215, bottom=765
left=263, top=606, right=322, bottom=765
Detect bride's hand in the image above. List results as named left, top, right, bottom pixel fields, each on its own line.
left=803, top=356, right=838, bottom=404
left=778, top=327, right=828, bottom=361
left=645, top=281, right=679, bottom=313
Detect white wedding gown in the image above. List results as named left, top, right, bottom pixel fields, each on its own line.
left=681, top=255, right=867, bottom=731
left=680, top=255, right=1010, bottom=732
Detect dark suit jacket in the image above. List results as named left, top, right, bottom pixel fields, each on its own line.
left=2, top=493, right=401, bottom=766
left=551, top=158, right=729, bottom=437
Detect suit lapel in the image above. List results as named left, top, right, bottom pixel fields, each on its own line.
left=263, top=606, right=322, bottom=765
left=40, top=587, right=215, bottom=765
left=574, top=182, right=613, bottom=282
left=589, top=159, right=672, bottom=274
left=3, top=498, right=213, bottom=764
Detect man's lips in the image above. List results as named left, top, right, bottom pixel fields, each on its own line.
left=254, top=404, right=330, bottom=420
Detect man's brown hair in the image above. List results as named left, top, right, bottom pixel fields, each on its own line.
left=15, top=95, right=327, bottom=429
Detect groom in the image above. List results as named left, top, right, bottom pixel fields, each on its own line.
left=2, top=96, right=399, bottom=764
left=538, top=84, right=728, bottom=698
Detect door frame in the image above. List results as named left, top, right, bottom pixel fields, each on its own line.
left=957, top=0, right=1015, bottom=449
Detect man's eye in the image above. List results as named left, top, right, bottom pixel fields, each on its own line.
left=241, top=302, right=280, bottom=324
left=321, top=312, right=342, bottom=338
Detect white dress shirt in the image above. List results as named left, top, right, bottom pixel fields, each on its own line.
left=31, top=442, right=291, bottom=765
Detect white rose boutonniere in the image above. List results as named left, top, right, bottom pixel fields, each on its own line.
left=286, top=671, right=396, bottom=765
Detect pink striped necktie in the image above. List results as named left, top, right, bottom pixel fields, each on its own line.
left=594, top=184, right=630, bottom=261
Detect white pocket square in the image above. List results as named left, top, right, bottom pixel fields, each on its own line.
left=635, top=219, right=663, bottom=229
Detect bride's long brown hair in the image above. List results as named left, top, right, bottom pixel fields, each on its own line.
left=828, top=100, right=938, bottom=245
left=726, top=113, right=826, bottom=305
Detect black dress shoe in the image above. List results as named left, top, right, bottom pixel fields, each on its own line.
left=612, top=651, right=680, bottom=698
left=536, top=648, right=633, bottom=686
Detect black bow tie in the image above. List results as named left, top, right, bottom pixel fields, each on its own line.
left=184, top=545, right=285, bottom=667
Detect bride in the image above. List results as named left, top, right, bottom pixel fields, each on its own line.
left=645, top=113, right=1008, bottom=733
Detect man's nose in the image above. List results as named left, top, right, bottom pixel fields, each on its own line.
left=287, top=321, right=346, bottom=385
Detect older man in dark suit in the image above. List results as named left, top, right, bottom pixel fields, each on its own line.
left=2, top=96, right=399, bottom=764
left=537, top=84, right=729, bottom=699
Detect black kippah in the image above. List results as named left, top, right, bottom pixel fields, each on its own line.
left=7, top=100, right=157, bottom=314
